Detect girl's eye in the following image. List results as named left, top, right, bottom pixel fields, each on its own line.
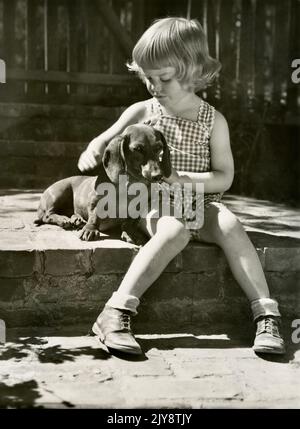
left=161, top=78, right=171, bottom=83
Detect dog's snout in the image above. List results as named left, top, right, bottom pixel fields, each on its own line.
left=142, top=160, right=164, bottom=182
left=151, top=172, right=163, bottom=182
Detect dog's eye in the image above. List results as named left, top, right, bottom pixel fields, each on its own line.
left=134, top=146, right=143, bottom=153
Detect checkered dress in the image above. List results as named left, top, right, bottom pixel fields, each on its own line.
left=146, top=97, right=215, bottom=173
left=144, top=98, right=223, bottom=229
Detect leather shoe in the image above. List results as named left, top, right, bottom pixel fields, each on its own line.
left=253, top=316, right=286, bottom=354
left=92, top=305, right=142, bottom=355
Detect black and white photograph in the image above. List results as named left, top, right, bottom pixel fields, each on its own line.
left=0, top=0, right=299, bottom=414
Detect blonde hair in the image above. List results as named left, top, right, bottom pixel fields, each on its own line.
left=127, top=17, right=221, bottom=91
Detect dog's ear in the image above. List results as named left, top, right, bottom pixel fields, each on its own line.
left=155, top=130, right=172, bottom=178
left=102, top=135, right=128, bottom=183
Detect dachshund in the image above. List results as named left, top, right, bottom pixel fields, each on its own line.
left=34, top=124, right=171, bottom=245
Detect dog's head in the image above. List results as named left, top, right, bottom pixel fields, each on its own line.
left=102, top=124, right=171, bottom=184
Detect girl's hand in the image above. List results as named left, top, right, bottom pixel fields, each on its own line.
left=78, top=149, right=102, bottom=172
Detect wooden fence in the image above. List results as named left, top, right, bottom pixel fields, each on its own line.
left=0, top=0, right=299, bottom=122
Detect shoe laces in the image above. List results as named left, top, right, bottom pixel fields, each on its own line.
left=120, top=313, right=131, bottom=331
left=256, top=316, right=280, bottom=336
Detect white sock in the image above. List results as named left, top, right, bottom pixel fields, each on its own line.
left=106, top=292, right=140, bottom=315
left=251, top=298, right=281, bottom=322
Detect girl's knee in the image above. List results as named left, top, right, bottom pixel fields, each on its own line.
left=207, top=205, right=245, bottom=243
left=156, top=216, right=190, bottom=247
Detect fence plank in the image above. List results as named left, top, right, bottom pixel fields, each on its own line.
left=202, top=0, right=208, bottom=36
left=190, top=0, right=204, bottom=25
left=15, top=0, right=26, bottom=69
left=68, top=0, right=80, bottom=94
left=131, top=0, right=145, bottom=40
left=0, top=1, right=3, bottom=55
left=240, top=0, right=256, bottom=111
left=26, top=0, right=45, bottom=96
left=96, top=0, right=134, bottom=58
left=263, top=0, right=276, bottom=104
left=86, top=0, right=106, bottom=96
left=115, top=0, right=142, bottom=102
left=211, top=0, right=221, bottom=101
left=57, top=2, right=69, bottom=72
left=228, top=0, right=242, bottom=102
left=254, top=0, right=266, bottom=106
left=86, top=1, right=101, bottom=74
left=68, top=0, right=88, bottom=95
left=47, top=0, right=67, bottom=95
left=3, top=0, right=15, bottom=66
left=287, top=0, right=300, bottom=118
left=1, top=0, right=16, bottom=98
left=143, top=0, right=165, bottom=28
left=218, top=0, right=235, bottom=105
left=273, top=0, right=291, bottom=110
left=47, top=0, right=58, bottom=94
left=206, top=0, right=216, bottom=59
left=109, top=0, right=128, bottom=74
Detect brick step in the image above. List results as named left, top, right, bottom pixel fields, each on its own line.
left=0, top=191, right=299, bottom=329
left=0, top=102, right=123, bottom=141
left=0, top=240, right=298, bottom=329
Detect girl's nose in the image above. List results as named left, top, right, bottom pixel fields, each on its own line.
left=150, top=81, right=161, bottom=94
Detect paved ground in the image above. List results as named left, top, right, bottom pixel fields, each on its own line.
left=0, top=192, right=299, bottom=410
left=0, top=190, right=299, bottom=239
left=0, top=323, right=300, bottom=409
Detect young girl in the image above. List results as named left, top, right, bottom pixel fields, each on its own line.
left=78, top=17, right=285, bottom=355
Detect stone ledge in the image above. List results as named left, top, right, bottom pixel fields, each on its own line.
left=0, top=191, right=299, bottom=328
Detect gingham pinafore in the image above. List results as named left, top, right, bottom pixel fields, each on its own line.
left=144, top=97, right=223, bottom=231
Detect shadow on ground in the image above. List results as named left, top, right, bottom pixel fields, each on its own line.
left=0, top=335, right=110, bottom=364
left=2, top=321, right=299, bottom=365
left=137, top=323, right=299, bottom=364
left=0, top=380, right=43, bottom=409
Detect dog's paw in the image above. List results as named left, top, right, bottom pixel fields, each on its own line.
left=70, top=214, right=86, bottom=229
left=121, top=231, right=135, bottom=244
left=121, top=230, right=148, bottom=246
left=78, top=225, right=102, bottom=241
left=59, top=216, right=75, bottom=230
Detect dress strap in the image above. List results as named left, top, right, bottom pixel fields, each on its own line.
left=152, top=97, right=163, bottom=115
left=143, top=98, right=163, bottom=126
left=144, top=97, right=162, bottom=116
left=197, top=99, right=215, bottom=135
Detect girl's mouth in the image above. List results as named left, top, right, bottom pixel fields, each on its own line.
left=153, top=94, right=166, bottom=99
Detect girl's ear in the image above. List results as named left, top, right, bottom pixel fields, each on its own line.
left=102, top=135, right=129, bottom=183
left=155, top=130, right=172, bottom=178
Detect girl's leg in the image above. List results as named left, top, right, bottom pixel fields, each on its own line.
left=195, top=203, right=285, bottom=354
left=114, top=216, right=190, bottom=298
left=197, top=204, right=269, bottom=301
left=93, top=213, right=190, bottom=354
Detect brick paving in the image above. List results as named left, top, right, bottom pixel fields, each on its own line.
left=0, top=325, right=299, bottom=409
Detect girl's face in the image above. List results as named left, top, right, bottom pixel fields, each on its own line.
left=140, top=66, right=191, bottom=104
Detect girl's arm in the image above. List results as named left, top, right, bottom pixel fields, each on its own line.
left=78, top=101, right=147, bottom=172
left=164, top=111, right=234, bottom=193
